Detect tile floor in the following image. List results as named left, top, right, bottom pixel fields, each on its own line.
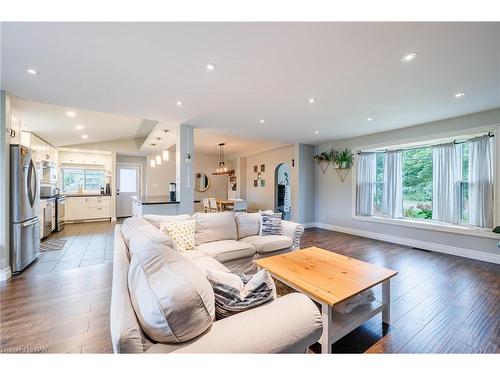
left=24, top=220, right=120, bottom=276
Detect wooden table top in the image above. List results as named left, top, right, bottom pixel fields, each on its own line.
left=255, top=246, right=398, bottom=306
left=216, top=199, right=235, bottom=204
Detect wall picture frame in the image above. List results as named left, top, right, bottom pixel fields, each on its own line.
left=257, top=172, right=262, bottom=180
left=254, top=165, right=258, bottom=172
left=260, top=164, right=265, bottom=172
left=260, top=179, right=265, bottom=187
left=254, top=179, right=258, bottom=187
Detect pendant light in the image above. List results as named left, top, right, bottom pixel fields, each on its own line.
left=150, top=143, right=156, bottom=167
left=162, top=150, right=169, bottom=161
left=212, top=143, right=234, bottom=175
left=155, top=138, right=162, bottom=165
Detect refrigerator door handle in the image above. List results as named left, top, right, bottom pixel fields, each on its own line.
left=22, top=217, right=40, bottom=227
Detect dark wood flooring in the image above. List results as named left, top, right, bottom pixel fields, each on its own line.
left=0, top=226, right=498, bottom=353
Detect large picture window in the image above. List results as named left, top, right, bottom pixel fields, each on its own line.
left=62, top=168, right=106, bottom=193
left=356, top=132, right=495, bottom=229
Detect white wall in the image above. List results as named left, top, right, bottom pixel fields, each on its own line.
left=193, top=153, right=228, bottom=212
left=245, top=146, right=295, bottom=213
left=0, top=91, right=11, bottom=279
left=314, top=108, right=500, bottom=262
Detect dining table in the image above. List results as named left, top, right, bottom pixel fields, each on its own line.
left=216, top=199, right=235, bottom=211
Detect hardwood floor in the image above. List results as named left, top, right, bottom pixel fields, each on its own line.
left=1, top=226, right=498, bottom=353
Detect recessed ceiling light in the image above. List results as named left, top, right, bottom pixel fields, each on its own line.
left=206, top=63, right=216, bottom=71
left=367, top=117, right=373, bottom=122
left=259, top=119, right=265, bottom=124
left=308, top=98, right=316, bottom=104
left=176, top=101, right=183, bottom=107
left=74, top=125, right=84, bottom=130
left=401, top=52, right=418, bottom=63
left=66, top=111, right=76, bottom=118
left=454, top=92, right=466, bottom=98
left=81, top=134, right=88, bottom=139
left=26, top=68, right=38, bottom=75
left=315, top=131, right=320, bottom=135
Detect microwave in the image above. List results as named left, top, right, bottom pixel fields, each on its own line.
left=41, top=164, right=57, bottom=185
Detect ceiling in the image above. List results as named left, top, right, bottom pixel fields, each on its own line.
left=10, top=96, right=153, bottom=147
left=2, top=22, right=500, bottom=145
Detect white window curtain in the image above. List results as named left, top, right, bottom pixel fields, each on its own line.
left=382, top=150, right=403, bottom=218
left=432, top=142, right=462, bottom=224
left=468, top=135, right=494, bottom=228
left=356, top=152, right=376, bottom=216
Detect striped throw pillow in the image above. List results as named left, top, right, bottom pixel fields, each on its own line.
left=259, top=211, right=282, bottom=236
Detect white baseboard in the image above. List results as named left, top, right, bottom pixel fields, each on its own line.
left=313, top=222, right=500, bottom=265
left=0, top=266, right=12, bottom=281
left=302, top=222, right=316, bottom=229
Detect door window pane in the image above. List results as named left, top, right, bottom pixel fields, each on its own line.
left=120, top=168, right=137, bottom=193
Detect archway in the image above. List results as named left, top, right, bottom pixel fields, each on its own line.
left=274, top=163, right=291, bottom=220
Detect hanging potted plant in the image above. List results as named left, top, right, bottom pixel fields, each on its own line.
left=333, top=148, right=354, bottom=169
left=332, top=148, right=354, bottom=182
left=313, top=149, right=334, bottom=174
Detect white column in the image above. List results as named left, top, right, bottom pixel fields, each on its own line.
left=0, top=91, right=12, bottom=280
left=176, top=123, right=194, bottom=214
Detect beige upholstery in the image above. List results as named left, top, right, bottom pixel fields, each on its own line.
left=110, top=226, right=152, bottom=353
left=196, top=240, right=255, bottom=263
left=142, top=214, right=191, bottom=229
left=145, top=293, right=323, bottom=354
left=234, top=212, right=260, bottom=239
left=121, top=217, right=173, bottom=251
left=193, top=212, right=238, bottom=245
left=128, top=242, right=215, bottom=344
left=240, top=235, right=293, bottom=254
left=190, top=255, right=231, bottom=275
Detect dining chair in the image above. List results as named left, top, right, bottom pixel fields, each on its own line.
left=202, top=198, right=211, bottom=213
left=208, top=198, right=219, bottom=212
left=232, top=200, right=248, bottom=212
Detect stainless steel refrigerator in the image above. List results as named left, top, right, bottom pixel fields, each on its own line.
left=10, top=144, right=41, bottom=274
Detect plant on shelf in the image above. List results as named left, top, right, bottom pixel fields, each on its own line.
left=333, top=148, right=354, bottom=169
left=313, top=149, right=335, bottom=174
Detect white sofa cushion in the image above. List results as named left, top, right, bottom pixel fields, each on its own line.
left=121, top=217, right=172, bottom=254
left=193, top=212, right=238, bottom=245
left=128, top=241, right=215, bottom=344
left=234, top=212, right=261, bottom=239
left=240, top=235, right=293, bottom=254
left=142, top=214, right=192, bottom=229
left=195, top=240, right=255, bottom=263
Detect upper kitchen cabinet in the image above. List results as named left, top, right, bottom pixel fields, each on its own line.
left=20, top=131, right=58, bottom=165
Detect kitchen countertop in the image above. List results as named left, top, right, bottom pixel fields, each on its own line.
left=64, top=194, right=112, bottom=198
left=132, top=195, right=200, bottom=205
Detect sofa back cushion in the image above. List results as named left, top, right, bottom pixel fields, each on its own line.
left=142, top=214, right=192, bottom=229
left=128, top=241, right=215, bottom=344
left=234, top=212, right=260, bottom=239
left=193, top=212, right=238, bottom=245
left=121, top=217, right=172, bottom=254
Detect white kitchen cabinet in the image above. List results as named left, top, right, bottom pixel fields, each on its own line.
left=21, top=131, right=57, bottom=165
left=65, top=196, right=111, bottom=221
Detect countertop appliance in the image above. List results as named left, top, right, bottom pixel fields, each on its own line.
left=55, top=196, right=65, bottom=232
left=10, top=144, right=41, bottom=274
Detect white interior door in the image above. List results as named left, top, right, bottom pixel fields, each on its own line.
left=116, top=163, right=141, bottom=217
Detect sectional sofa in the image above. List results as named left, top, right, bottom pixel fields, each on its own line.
left=110, top=211, right=323, bottom=353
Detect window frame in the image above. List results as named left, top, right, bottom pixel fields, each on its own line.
left=351, top=125, right=498, bottom=239
left=61, top=167, right=106, bottom=194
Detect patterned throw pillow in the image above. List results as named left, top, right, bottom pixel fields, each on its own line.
left=259, top=211, right=282, bottom=236
left=205, top=268, right=277, bottom=320
left=160, top=219, right=196, bottom=255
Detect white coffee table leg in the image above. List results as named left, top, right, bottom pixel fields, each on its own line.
left=382, top=279, right=391, bottom=325
left=321, top=303, right=333, bottom=354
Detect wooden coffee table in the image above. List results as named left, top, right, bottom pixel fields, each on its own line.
left=255, top=246, right=398, bottom=353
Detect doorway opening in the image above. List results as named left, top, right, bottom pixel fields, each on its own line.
left=116, top=162, right=143, bottom=218
left=274, top=163, right=291, bottom=220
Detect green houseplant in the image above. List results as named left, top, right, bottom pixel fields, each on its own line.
left=314, top=148, right=336, bottom=174
left=333, top=148, right=354, bottom=169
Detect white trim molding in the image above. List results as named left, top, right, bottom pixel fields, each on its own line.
left=302, top=222, right=316, bottom=229
left=0, top=266, right=12, bottom=281
left=314, top=222, right=500, bottom=265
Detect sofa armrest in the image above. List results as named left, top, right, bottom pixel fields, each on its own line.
left=145, top=293, right=322, bottom=354
left=281, top=220, right=305, bottom=250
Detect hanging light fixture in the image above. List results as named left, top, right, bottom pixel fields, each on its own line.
left=150, top=143, right=156, bottom=167
left=155, top=138, right=162, bottom=165
left=212, top=143, right=235, bottom=175
left=162, top=149, right=169, bottom=161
